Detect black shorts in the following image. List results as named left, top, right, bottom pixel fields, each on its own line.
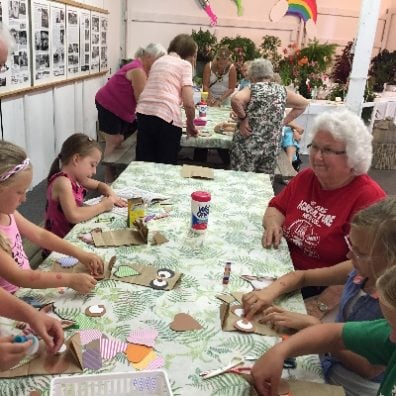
left=96, top=100, right=137, bottom=137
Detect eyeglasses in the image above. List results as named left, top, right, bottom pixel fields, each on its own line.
left=344, top=235, right=371, bottom=262
left=307, top=143, right=346, bottom=156
left=0, top=64, right=9, bottom=73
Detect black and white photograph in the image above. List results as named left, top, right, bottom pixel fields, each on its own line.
left=9, top=1, right=20, bottom=19
left=41, top=7, right=48, bottom=27
left=67, top=11, right=77, bottom=25
left=35, top=30, right=48, bottom=51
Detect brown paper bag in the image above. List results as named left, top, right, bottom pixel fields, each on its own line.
left=0, top=334, right=83, bottom=378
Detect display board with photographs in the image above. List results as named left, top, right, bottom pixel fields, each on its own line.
left=0, top=0, right=31, bottom=93
left=0, top=0, right=108, bottom=95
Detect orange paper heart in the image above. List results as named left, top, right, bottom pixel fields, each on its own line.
left=125, top=344, right=152, bottom=363
left=169, top=313, right=202, bottom=331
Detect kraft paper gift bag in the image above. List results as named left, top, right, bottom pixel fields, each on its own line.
left=0, top=333, right=83, bottom=378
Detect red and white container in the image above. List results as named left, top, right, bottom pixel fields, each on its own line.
left=191, top=191, right=211, bottom=232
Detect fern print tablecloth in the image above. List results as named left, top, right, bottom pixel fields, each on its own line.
left=4, top=162, right=324, bottom=395
left=180, top=107, right=233, bottom=149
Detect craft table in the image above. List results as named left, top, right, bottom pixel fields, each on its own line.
left=180, top=101, right=347, bottom=155
left=3, top=162, right=325, bottom=395
left=180, top=107, right=233, bottom=150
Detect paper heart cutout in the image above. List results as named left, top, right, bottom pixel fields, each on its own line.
left=100, top=337, right=127, bottom=359
left=132, top=350, right=157, bottom=370
left=83, top=347, right=102, bottom=370
left=147, top=355, right=165, bottom=370
left=57, top=256, right=79, bottom=268
left=127, top=328, right=158, bottom=347
left=85, top=304, right=106, bottom=317
left=125, top=344, right=152, bottom=363
left=170, top=313, right=202, bottom=332
left=114, top=265, right=140, bottom=278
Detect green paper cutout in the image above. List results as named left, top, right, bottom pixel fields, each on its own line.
left=114, top=265, right=140, bottom=278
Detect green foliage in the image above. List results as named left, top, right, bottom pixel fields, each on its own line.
left=299, top=39, right=336, bottom=72
left=191, top=28, right=217, bottom=63
left=219, top=36, right=261, bottom=79
left=260, top=35, right=282, bottom=70
left=369, top=49, right=396, bottom=92
left=325, top=83, right=347, bottom=101
left=362, top=81, right=376, bottom=125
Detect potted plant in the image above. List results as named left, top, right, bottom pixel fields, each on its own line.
left=260, top=35, right=282, bottom=70
left=191, top=28, right=217, bottom=77
left=278, top=40, right=336, bottom=98
left=369, top=49, right=396, bottom=92
left=219, top=36, right=261, bottom=79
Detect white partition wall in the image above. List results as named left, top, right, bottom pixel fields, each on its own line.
left=127, top=0, right=395, bottom=57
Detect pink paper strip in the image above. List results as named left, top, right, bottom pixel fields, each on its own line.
left=78, top=329, right=102, bottom=345
left=100, top=337, right=127, bottom=359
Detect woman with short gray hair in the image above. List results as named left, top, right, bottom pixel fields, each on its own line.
left=310, top=109, right=372, bottom=175
left=262, top=108, right=386, bottom=296
left=230, top=58, right=308, bottom=176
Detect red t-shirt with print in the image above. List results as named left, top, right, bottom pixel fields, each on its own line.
left=269, top=168, right=386, bottom=270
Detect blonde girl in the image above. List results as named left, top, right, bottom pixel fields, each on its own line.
left=252, top=264, right=396, bottom=396
left=0, top=140, right=102, bottom=294
left=44, top=133, right=126, bottom=244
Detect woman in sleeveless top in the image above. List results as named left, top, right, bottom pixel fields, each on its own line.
left=203, top=46, right=237, bottom=107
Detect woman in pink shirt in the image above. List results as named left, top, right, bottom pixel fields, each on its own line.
left=136, top=34, right=198, bottom=165
left=95, top=43, right=166, bottom=158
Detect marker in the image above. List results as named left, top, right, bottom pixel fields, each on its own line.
left=222, top=261, right=232, bottom=285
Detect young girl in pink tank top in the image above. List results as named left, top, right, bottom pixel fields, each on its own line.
left=0, top=140, right=103, bottom=294
left=44, top=133, right=126, bottom=249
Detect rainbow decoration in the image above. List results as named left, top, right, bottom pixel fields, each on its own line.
left=198, top=0, right=218, bottom=26
left=286, top=0, right=317, bottom=23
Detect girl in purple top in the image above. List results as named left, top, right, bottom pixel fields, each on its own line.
left=95, top=43, right=166, bottom=158
left=0, top=140, right=103, bottom=295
